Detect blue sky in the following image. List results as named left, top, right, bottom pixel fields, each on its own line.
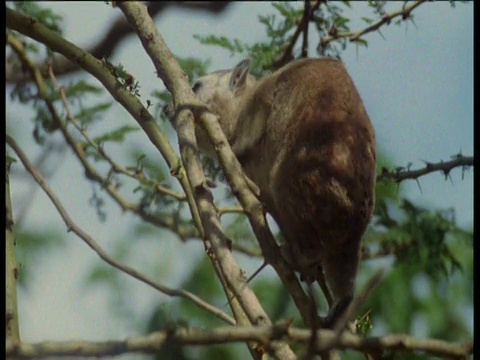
left=7, top=1, right=473, bottom=349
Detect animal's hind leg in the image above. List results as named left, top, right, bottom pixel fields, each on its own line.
left=319, top=248, right=360, bottom=327
left=315, top=269, right=334, bottom=308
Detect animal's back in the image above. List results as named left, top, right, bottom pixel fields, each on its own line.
left=255, top=58, right=376, bottom=302
left=177, top=57, right=377, bottom=322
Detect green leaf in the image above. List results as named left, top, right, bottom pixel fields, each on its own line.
left=93, top=125, right=139, bottom=144
left=16, top=228, right=66, bottom=288
left=271, top=2, right=296, bottom=19
left=74, top=101, right=113, bottom=125
left=361, top=16, right=374, bottom=24
left=354, top=38, right=368, bottom=47
left=193, top=34, right=243, bottom=55
left=13, top=2, right=63, bottom=34
left=62, top=80, right=104, bottom=99
left=334, top=16, right=350, bottom=27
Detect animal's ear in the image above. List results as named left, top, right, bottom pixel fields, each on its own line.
left=229, top=58, right=252, bottom=94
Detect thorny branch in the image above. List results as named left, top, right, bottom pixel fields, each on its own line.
left=6, top=134, right=236, bottom=326
left=6, top=324, right=473, bottom=359
left=274, top=1, right=428, bottom=68
left=273, top=0, right=322, bottom=69
left=377, top=154, right=474, bottom=184
left=319, top=0, right=429, bottom=49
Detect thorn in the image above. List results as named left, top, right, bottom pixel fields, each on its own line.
left=224, top=261, right=269, bottom=308
left=378, top=29, right=386, bottom=41
left=245, top=261, right=268, bottom=284
left=451, top=151, right=462, bottom=160
left=415, top=178, right=422, bottom=194
left=409, top=16, right=418, bottom=30
left=447, top=172, right=454, bottom=186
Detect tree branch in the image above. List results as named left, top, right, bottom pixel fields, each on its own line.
left=9, top=31, right=264, bottom=258
left=6, top=1, right=232, bottom=83
left=5, top=153, right=21, bottom=343
left=273, top=0, right=322, bottom=70
left=47, top=65, right=187, bottom=202
left=301, top=0, right=311, bottom=58
left=116, top=3, right=298, bottom=360
left=6, top=32, right=197, bottom=240
left=6, top=324, right=473, bottom=359
left=377, top=154, right=473, bottom=183
left=319, top=0, right=428, bottom=49
left=6, top=6, right=204, bottom=240
left=198, top=102, right=319, bottom=327
left=6, top=134, right=236, bottom=326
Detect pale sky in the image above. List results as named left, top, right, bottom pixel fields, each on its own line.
left=6, top=1, right=473, bottom=355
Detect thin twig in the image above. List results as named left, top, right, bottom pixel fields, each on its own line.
left=6, top=29, right=196, bottom=242
left=273, top=0, right=322, bottom=69
left=13, top=140, right=67, bottom=226
left=47, top=65, right=187, bottom=202
left=6, top=134, right=236, bottom=326
left=301, top=0, right=311, bottom=58
left=319, top=0, right=428, bottom=48
left=7, top=6, right=204, bottom=239
left=333, top=270, right=384, bottom=336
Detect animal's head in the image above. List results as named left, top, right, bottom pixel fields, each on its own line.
left=164, top=59, right=257, bottom=155
left=191, top=58, right=256, bottom=119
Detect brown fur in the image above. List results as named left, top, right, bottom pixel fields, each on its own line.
left=170, top=58, right=376, bottom=317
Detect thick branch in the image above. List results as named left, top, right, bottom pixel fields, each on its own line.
left=9, top=29, right=261, bottom=254
left=116, top=3, right=299, bottom=359
left=6, top=2, right=231, bottom=83
left=6, top=5, right=204, bottom=239
left=198, top=111, right=318, bottom=326
left=5, top=154, right=21, bottom=343
left=6, top=32, right=196, bottom=240
left=6, top=325, right=473, bottom=359
left=6, top=135, right=236, bottom=326
left=138, top=0, right=320, bottom=332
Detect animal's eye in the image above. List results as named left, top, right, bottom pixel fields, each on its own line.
left=192, top=81, right=202, bottom=93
